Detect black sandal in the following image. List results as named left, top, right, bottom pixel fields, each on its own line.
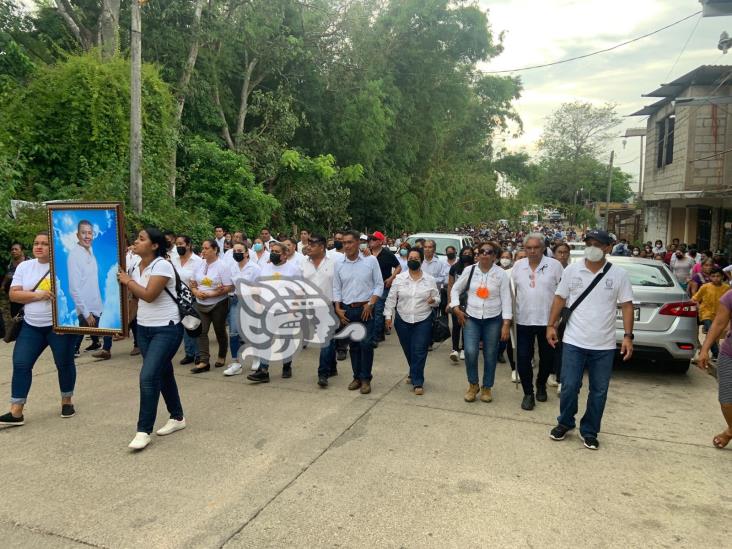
left=190, top=363, right=210, bottom=374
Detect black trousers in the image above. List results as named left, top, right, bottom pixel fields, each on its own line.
left=516, top=324, right=555, bottom=396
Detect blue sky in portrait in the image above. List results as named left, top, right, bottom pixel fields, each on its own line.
left=51, top=208, right=122, bottom=330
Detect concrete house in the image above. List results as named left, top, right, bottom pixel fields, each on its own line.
left=632, top=65, right=732, bottom=252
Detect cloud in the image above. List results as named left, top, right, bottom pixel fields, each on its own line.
left=98, top=264, right=121, bottom=329
left=478, top=0, right=724, bottom=187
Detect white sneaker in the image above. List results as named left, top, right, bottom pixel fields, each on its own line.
left=511, top=370, right=519, bottom=383
left=251, top=358, right=260, bottom=371
left=224, top=363, right=242, bottom=376
left=156, top=418, right=186, bottom=436
left=449, top=350, right=459, bottom=363
left=459, top=350, right=465, bottom=360
left=547, top=374, right=559, bottom=387
left=557, top=383, right=562, bottom=396
left=128, top=432, right=151, bottom=450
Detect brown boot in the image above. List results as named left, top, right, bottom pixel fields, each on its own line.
left=348, top=379, right=362, bottom=391
left=464, top=383, right=479, bottom=402
left=480, top=387, right=492, bottom=402
left=360, top=381, right=372, bottom=394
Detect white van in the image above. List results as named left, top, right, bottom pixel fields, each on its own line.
left=406, top=233, right=475, bottom=257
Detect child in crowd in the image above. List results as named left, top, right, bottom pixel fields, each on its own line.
left=692, top=268, right=730, bottom=360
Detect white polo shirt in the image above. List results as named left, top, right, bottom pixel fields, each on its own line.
left=302, top=255, right=336, bottom=301
left=193, top=258, right=232, bottom=306
left=555, top=259, right=634, bottom=351
left=511, top=256, right=563, bottom=326
left=171, top=253, right=203, bottom=286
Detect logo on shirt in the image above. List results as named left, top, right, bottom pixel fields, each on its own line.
left=604, top=278, right=614, bottom=290
left=568, top=277, right=584, bottom=293
left=235, top=276, right=366, bottom=364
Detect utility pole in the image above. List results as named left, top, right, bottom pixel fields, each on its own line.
left=603, top=150, right=614, bottom=231
left=130, top=0, right=143, bottom=214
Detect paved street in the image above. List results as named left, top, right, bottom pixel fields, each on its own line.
left=1, top=333, right=730, bottom=549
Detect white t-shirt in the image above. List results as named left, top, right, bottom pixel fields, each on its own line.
left=193, top=259, right=232, bottom=306
left=327, top=249, right=346, bottom=263
left=11, top=259, right=52, bottom=327
left=229, top=261, right=261, bottom=294
left=259, top=260, right=302, bottom=280
left=555, top=260, right=634, bottom=350
left=288, top=252, right=306, bottom=272
left=302, top=255, right=336, bottom=301
left=171, top=253, right=203, bottom=286
left=251, top=249, right=270, bottom=267
left=133, top=258, right=180, bottom=327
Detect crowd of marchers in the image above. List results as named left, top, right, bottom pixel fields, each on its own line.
left=1, top=222, right=730, bottom=453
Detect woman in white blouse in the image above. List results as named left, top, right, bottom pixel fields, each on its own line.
left=172, top=235, right=203, bottom=366
left=117, top=227, right=185, bottom=450
left=384, top=248, right=440, bottom=395
left=449, top=241, right=512, bottom=404
left=189, top=240, right=233, bottom=373
left=250, top=238, right=270, bottom=267
left=0, top=231, right=77, bottom=427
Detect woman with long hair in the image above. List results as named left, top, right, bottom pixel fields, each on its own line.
left=0, top=232, right=77, bottom=426
left=118, top=227, right=186, bottom=450
left=446, top=245, right=474, bottom=363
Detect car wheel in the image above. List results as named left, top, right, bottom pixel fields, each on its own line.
left=670, top=359, right=690, bottom=374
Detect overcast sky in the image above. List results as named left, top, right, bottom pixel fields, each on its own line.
left=478, top=0, right=726, bottom=189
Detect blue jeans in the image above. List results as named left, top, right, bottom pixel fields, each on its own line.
left=394, top=314, right=432, bottom=387
left=11, top=321, right=77, bottom=404
left=372, top=287, right=389, bottom=340
left=183, top=331, right=199, bottom=360
left=345, top=305, right=374, bottom=381
left=136, top=322, right=184, bottom=434
left=557, top=342, right=615, bottom=439
left=228, top=295, right=240, bottom=359
left=318, top=339, right=337, bottom=378
left=702, top=319, right=718, bottom=358
left=463, top=315, right=502, bottom=388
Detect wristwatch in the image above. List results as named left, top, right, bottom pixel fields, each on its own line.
left=623, top=333, right=634, bottom=340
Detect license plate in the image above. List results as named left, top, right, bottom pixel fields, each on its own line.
left=617, top=307, right=640, bottom=320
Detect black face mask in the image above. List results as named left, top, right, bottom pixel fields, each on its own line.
left=446, top=252, right=456, bottom=260
left=461, top=255, right=474, bottom=265
left=334, top=241, right=343, bottom=250
left=233, top=252, right=245, bottom=262
left=176, top=246, right=187, bottom=257
left=407, top=260, right=421, bottom=271
left=327, top=244, right=334, bottom=250
left=270, top=252, right=282, bottom=265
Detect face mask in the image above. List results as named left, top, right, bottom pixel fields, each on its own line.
left=446, top=252, right=456, bottom=260
left=632, top=250, right=640, bottom=256
left=359, top=243, right=367, bottom=251
left=253, top=243, right=263, bottom=252
left=334, top=241, right=343, bottom=250
left=584, top=245, right=604, bottom=262
left=461, top=255, right=474, bottom=265
left=399, top=249, right=408, bottom=257
left=676, top=252, right=684, bottom=258
left=270, top=252, right=282, bottom=265
left=407, top=260, right=421, bottom=271
left=327, top=244, right=334, bottom=250
left=233, top=252, right=245, bottom=262
left=499, top=258, right=512, bottom=268
left=176, top=246, right=187, bottom=257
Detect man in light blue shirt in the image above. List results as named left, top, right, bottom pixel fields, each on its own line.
left=333, top=230, right=384, bottom=394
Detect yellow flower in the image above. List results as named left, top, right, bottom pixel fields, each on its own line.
left=201, top=277, right=213, bottom=287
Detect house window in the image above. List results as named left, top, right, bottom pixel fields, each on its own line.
left=656, top=115, right=675, bottom=168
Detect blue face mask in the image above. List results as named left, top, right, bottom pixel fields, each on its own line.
left=253, top=243, right=263, bottom=252
left=399, top=249, right=408, bottom=257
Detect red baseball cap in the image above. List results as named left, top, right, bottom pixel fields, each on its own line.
left=369, top=231, right=386, bottom=241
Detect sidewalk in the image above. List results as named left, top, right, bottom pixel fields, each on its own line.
left=0, top=335, right=730, bottom=548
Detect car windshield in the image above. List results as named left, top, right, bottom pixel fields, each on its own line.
left=617, top=262, right=674, bottom=287
left=407, top=237, right=459, bottom=255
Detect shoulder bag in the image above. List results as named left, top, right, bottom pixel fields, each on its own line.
left=458, top=265, right=477, bottom=312
left=3, top=270, right=50, bottom=343
left=556, top=262, right=611, bottom=341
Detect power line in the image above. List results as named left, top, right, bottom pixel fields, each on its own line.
left=664, top=12, right=702, bottom=81
left=482, top=11, right=702, bottom=74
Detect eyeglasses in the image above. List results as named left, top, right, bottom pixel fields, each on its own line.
left=478, top=249, right=495, bottom=256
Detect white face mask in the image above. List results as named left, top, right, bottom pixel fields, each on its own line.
left=584, top=245, right=605, bottom=262
left=500, top=258, right=512, bottom=268
left=632, top=250, right=640, bottom=256
left=359, top=243, right=367, bottom=251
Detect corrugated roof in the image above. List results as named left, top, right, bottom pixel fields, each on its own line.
left=629, top=65, right=732, bottom=117
left=643, top=65, right=732, bottom=98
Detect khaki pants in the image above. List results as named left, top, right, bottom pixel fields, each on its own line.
left=196, top=299, right=229, bottom=364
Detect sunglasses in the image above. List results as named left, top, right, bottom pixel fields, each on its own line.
left=478, top=249, right=495, bottom=256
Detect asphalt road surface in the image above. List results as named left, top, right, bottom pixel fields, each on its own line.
left=1, top=332, right=730, bottom=548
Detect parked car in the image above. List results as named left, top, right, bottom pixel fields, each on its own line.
left=406, top=233, right=474, bottom=257
left=607, top=257, right=696, bottom=372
